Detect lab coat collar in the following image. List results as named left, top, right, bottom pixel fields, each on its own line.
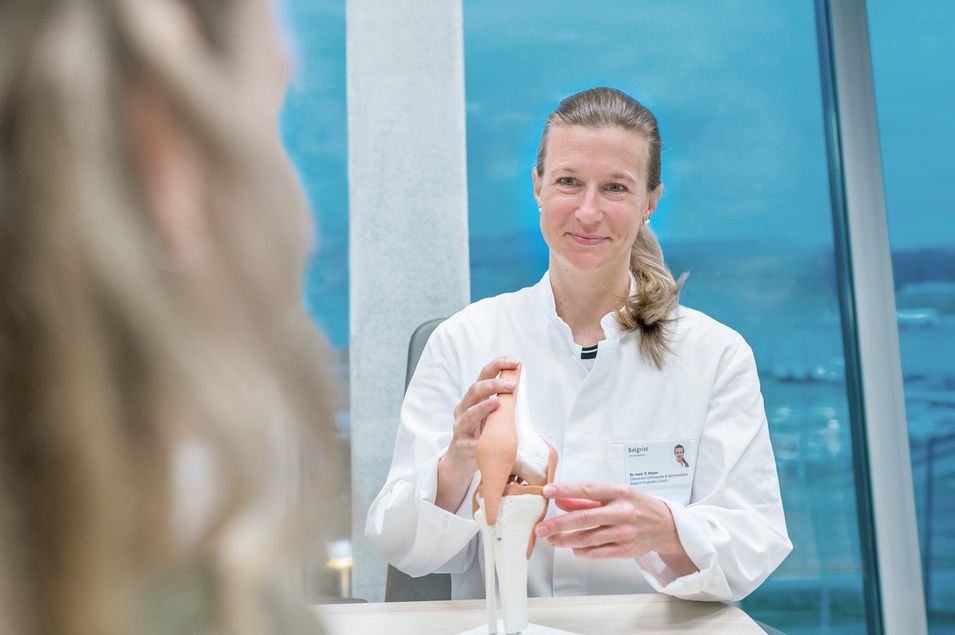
left=535, top=270, right=636, bottom=355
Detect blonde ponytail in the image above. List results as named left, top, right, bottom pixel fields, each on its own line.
left=617, top=226, right=687, bottom=370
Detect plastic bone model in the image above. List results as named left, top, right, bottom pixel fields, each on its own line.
left=472, top=364, right=558, bottom=635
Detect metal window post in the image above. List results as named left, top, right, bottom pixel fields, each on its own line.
left=814, top=1, right=927, bottom=633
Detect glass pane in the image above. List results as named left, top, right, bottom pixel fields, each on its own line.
left=464, top=1, right=868, bottom=632
left=867, top=1, right=955, bottom=632
left=278, top=0, right=352, bottom=599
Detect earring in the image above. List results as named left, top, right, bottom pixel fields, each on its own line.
left=643, top=218, right=650, bottom=225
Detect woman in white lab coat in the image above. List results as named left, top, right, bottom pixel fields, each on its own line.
left=366, top=87, right=792, bottom=602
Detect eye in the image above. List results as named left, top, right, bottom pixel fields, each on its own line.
left=556, top=176, right=578, bottom=187
left=605, top=182, right=628, bottom=193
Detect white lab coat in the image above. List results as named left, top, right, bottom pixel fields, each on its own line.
left=365, top=272, right=792, bottom=602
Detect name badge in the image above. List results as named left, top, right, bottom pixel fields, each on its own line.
left=624, top=440, right=694, bottom=503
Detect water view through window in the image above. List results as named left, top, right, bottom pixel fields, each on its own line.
left=278, top=0, right=350, bottom=599
left=277, top=1, right=947, bottom=629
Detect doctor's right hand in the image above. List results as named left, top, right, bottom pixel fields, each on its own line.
left=435, top=356, right=520, bottom=512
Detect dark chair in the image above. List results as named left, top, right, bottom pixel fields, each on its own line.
left=403, top=318, right=446, bottom=393
left=384, top=318, right=453, bottom=602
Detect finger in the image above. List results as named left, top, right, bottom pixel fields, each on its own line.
left=546, top=525, right=623, bottom=550
left=475, top=356, right=521, bottom=382
left=475, top=376, right=517, bottom=401
left=535, top=506, right=615, bottom=537
left=554, top=498, right=603, bottom=512
left=457, top=396, right=499, bottom=436
left=543, top=481, right=627, bottom=504
left=457, top=377, right=517, bottom=417
left=572, top=543, right=633, bottom=560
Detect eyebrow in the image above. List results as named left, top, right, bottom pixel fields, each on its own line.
left=607, top=172, right=637, bottom=182
left=553, top=167, right=637, bottom=179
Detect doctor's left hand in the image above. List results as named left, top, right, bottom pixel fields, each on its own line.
left=535, top=481, right=698, bottom=576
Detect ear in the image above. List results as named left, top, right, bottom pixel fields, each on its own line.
left=124, top=80, right=208, bottom=267
left=121, top=0, right=210, bottom=266
left=646, top=183, right=664, bottom=221
left=531, top=166, right=542, bottom=209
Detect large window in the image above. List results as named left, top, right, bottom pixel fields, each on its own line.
left=464, top=2, right=868, bottom=631
left=868, top=1, right=955, bottom=632
left=278, top=0, right=351, bottom=599
left=274, top=1, right=940, bottom=626
left=279, top=2, right=348, bottom=352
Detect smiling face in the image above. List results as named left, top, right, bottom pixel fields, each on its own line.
left=674, top=446, right=685, bottom=463
left=533, top=124, right=662, bottom=277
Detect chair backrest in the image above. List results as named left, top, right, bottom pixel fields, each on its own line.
left=404, top=317, right=446, bottom=391
left=386, top=318, right=452, bottom=602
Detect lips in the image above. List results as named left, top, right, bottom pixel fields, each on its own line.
left=568, top=232, right=606, bottom=245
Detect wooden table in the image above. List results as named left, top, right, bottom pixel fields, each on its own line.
left=313, top=594, right=764, bottom=634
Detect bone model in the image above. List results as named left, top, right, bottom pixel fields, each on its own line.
left=472, top=365, right=558, bottom=635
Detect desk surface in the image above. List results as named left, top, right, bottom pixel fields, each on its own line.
left=313, top=594, right=763, bottom=634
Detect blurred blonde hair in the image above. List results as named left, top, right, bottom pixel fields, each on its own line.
left=0, top=0, right=341, bottom=633
left=536, top=87, right=687, bottom=369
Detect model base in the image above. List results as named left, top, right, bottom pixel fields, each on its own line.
left=456, top=619, right=580, bottom=635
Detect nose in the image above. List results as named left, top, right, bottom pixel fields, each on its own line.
left=575, top=186, right=602, bottom=226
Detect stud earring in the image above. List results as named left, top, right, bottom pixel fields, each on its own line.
left=643, top=218, right=650, bottom=225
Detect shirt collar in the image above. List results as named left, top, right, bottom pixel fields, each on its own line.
left=535, top=269, right=635, bottom=349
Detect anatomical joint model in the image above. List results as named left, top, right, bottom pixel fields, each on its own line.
left=472, top=364, right=558, bottom=635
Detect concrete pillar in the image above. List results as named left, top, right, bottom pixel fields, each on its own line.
left=346, top=0, right=470, bottom=603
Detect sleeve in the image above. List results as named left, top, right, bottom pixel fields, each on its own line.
left=634, top=339, right=793, bottom=601
left=363, top=322, right=481, bottom=577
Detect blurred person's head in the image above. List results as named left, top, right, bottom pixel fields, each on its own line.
left=0, top=0, right=340, bottom=633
